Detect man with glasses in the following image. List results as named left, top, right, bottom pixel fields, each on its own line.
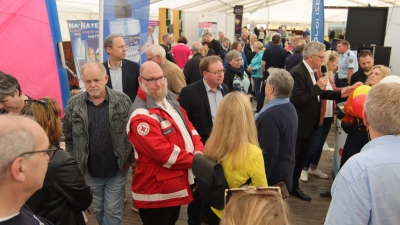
left=127, top=61, right=203, bottom=225
left=0, top=115, right=53, bottom=225
left=0, top=71, right=32, bottom=114
left=63, top=62, right=133, bottom=225
left=179, top=56, right=229, bottom=225
left=103, top=34, right=140, bottom=102
left=146, top=45, right=186, bottom=99
left=289, top=41, right=353, bottom=201
left=336, top=40, right=359, bottom=87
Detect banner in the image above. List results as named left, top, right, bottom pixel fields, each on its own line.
left=233, top=5, right=243, bottom=37
left=67, top=20, right=100, bottom=92
left=103, top=0, right=150, bottom=64
left=198, top=12, right=218, bottom=40
left=311, top=0, right=324, bottom=43
left=148, top=20, right=159, bottom=47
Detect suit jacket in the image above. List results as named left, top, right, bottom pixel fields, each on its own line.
left=160, top=44, right=177, bottom=64
left=162, top=60, right=187, bottom=99
left=244, top=44, right=256, bottom=65
left=178, top=80, right=229, bottom=144
left=290, top=61, right=341, bottom=138
left=183, top=53, right=204, bottom=85
left=103, top=59, right=140, bottom=102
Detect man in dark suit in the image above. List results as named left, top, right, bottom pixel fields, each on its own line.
left=244, top=34, right=257, bottom=64
left=289, top=41, right=353, bottom=201
left=160, top=33, right=176, bottom=64
left=178, top=56, right=228, bottom=224
left=286, top=39, right=306, bottom=72
left=183, top=42, right=204, bottom=85
left=103, top=34, right=140, bottom=102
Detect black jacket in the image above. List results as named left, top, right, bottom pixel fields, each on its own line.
left=26, top=150, right=93, bottom=225
left=244, top=44, right=256, bottom=65
left=183, top=53, right=204, bottom=85
left=160, top=44, right=177, bottom=64
left=290, top=62, right=341, bottom=138
left=179, top=80, right=229, bottom=144
left=103, top=59, right=140, bottom=103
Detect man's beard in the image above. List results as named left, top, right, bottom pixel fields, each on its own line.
left=141, top=80, right=168, bottom=102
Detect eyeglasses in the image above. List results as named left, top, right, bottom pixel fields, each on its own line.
left=313, top=54, right=325, bottom=60
left=141, top=75, right=166, bottom=84
left=24, top=99, right=48, bottom=104
left=146, top=55, right=159, bottom=61
left=19, top=145, right=58, bottom=160
left=206, top=70, right=224, bottom=75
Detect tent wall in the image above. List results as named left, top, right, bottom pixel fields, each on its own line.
left=385, top=7, right=400, bottom=75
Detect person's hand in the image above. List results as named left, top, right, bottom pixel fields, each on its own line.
left=316, top=76, right=329, bottom=89
left=340, top=86, right=352, bottom=98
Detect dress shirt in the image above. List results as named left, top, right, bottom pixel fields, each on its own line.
left=203, top=79, right=223, bottom=123
left=108, top=60, right=123, bottom=92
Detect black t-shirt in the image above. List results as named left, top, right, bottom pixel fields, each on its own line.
left=350, top=69, right=368, bottom=85
left=262, top=45, right=288, bottom=78
left=211, top=39, right=221, bottom=56
left=0, top=205, right=53, bottom=225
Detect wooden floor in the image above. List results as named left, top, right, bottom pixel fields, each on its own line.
left=87, top=126, right=337, bottom=225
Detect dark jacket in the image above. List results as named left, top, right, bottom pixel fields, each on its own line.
left=290, top=61, right=342, bottom=138
left=178, top=80, right=229, bottom=144
left=223, top=66, right=248, bottom=93
left=160, top=44, right=177, bottom=64
left=350, top=69, right=368, bottom=85
left=256, top=102, right=298, bottom=192
left=183, top=53, right=204, bottom=85
left=211, top=39, right=221, bottom=56
left=63, top=87, right=134, bottom=175
left=244, top=43, right=256, bottom=64
left=26, top=150, right=92, bottom=225
left=103, top=59, right=140, bottom=103
left=286, top=51, right=303, bottom=72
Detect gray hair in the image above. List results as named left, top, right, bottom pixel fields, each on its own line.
left=226, top=50, right=241, bottom=63
left=0, top=116, right=36, bottom=180
left=267, top=68, right=294, bottom=98
left=162, top=33, right=170, bottom=41
left=147, top=45, right=166, bottom=58
left=80, top=62, right=107, bottom=78
left=191, top=42, right=202, bottom=53
left=364, top=82, right=400, bottom=135
left=222, top=37, right=230, bottom=44
left=295, top=42, right=305, bottom=52
left=0, top=71, right=21, bottom=102
left=104, top=34, right=121, bottom=49
left=303, top=41, right=326, bottom=60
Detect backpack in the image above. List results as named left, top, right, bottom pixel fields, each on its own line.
left=192, top=154, right=250, bottom=210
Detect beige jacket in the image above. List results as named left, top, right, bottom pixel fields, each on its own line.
left=162, top=60, right=187, bottom=99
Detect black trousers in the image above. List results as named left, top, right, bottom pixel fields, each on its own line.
left=187, top=184, right=204, bottom=225
left=340, top=122, right=369, bottom=168
left=139, top=206, right=180, bottom=225
left=292, top=134, right=314, bottom=189
left=256, top=81, right=266, bottom=112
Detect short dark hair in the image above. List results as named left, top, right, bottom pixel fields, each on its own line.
left=0, top=71, right=21, bottom=102
left=338, top=40, right=350, bottom=48
left=338, top=34, right=345, bottom=39
left=358, top=50, right=373, bottom=59
left=272, top=34, right=281, bottom=45
left=230, top=41, right=243, bottom=51
left=199, top=56, right=222, bottom=77
left=104, top=34, right=121, bottom=49
left=177, top=36, right=188, bottom=44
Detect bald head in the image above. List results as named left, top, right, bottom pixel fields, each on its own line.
left=250, top=34, right=257, bottom=44
left=140, top=61, right=163, bottom=79
left=191, top=42, right=202, bottom=53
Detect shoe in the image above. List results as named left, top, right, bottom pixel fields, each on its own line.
left=131, top=206, right=139, bottom=212
left=309, top=168, right=329, bottom=179
left=290, top=187, right=311, bottom=201
left=300, top=170, right=308, bottom=182
left=320, top=191, right=332, bottom=198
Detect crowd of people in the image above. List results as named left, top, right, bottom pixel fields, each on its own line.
left=0, top=25, right=399, bottom=225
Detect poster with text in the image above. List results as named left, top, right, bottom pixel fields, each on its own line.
left=198, top=12, right=218, bottom=40
left=148, top=20, right=159, bottom=47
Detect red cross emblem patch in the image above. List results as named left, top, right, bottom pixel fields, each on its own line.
left=137, top=122, right=150, bottom=136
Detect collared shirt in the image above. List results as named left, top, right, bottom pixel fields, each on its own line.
left=203, top=79, right=223, bottom=123
left=325, top=135, right=400, bottom=225
left=338, top=49, right=358, bottom=79
left=108, top=59, right=123, bottom=92
left=303, top=60, right=320, bottom=102
left=86, top=92, right=118, bottom=178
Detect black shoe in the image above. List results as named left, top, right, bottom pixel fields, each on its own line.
left=320, top=191, right=332, bottom=198
left=290, top=187, right=311, bottom=201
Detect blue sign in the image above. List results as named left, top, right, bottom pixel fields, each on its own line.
left=81, top=20, right=99, bottom=40
left=311, top=0, right=324, bottom=43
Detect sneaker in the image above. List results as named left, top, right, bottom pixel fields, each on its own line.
left=300, top=170, right=308, bottom=182
left=308, top=168, right=329, bottom=179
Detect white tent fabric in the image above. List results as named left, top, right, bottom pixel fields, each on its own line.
left=56, top=0, right=399, bottom=41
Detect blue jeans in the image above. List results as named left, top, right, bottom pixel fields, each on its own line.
left=86, top=169, right=128, bottom=225
left=253, top=77, right=262, bottom=100
left=303, top=117, right=333, bottom=170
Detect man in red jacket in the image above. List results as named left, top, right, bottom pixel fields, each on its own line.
left=127, top=61, right=204, bottom=225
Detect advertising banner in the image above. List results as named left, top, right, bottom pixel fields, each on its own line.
left=103, top=0, right=150, bottom=64
left=233, top=5, right=243, bottom=37
left=198, top=12, right=218, bottom=40
left=67, top=20, right=100, bottom=92
left=148, top=20, right=159, bottom=47
left=311, top=0, right=325, bottom=43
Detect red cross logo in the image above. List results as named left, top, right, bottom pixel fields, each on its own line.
left=137, top=122, right=149, bottom=136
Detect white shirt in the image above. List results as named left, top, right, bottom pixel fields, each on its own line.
left=108, top=59, right=123, bottom=92
left=325, top=82, right=333, bottom=118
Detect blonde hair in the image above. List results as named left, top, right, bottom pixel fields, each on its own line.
left=323, top=50, right=339, bottom=81
left=365, top=65, right=391, bottom=86
left=204, top=92, right=259, bottom=169
left=365, top=82, right=400, bottom=135
left=21, top=97, right=62, bottom=149
left=220, top=191, right=291, bottom=225
left=253, top=41, right=264, bottom=50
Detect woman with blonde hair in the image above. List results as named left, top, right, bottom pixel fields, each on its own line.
left=204, top=92, right=268, bottom=224
left=23, top=97, right=92, bottom=225
left=220, top=191, right=291, bottom=225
